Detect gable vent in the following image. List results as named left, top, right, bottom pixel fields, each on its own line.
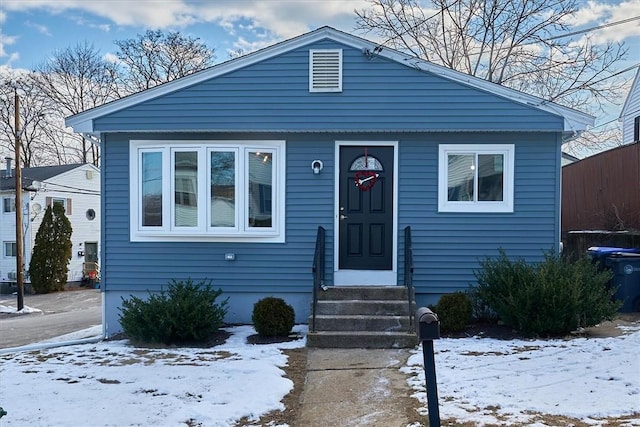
left=309, top=49, right=342, bottom=93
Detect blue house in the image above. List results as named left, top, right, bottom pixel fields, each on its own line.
left=66, top=27, right=594, bottom=338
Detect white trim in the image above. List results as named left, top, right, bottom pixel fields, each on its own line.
left=66, top=27, right=594, bottom=135
left=129, top=140, right=286, bottom=243
left=333, top=141, right=398, bottom=286
left=438, top=144, right=515, bottom=213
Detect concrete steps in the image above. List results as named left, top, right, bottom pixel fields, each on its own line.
left=307, top=286, right=417, bottom=349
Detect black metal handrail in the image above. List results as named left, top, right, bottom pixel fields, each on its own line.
left=404, top=226, right=415, bottom=330
left=311, top=226, right=326, bottom=333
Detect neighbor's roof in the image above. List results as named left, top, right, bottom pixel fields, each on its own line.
left=0, top=164, right=85, bottom=191
left=66, top=26, right=594, bottom=135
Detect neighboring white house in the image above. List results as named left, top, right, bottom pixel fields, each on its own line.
left=0, top=162, right=100, bottom=286
left=620, top=66, right=640, bottom=144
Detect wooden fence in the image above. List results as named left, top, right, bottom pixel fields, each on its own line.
left=562, top=142, right=640, bottom=235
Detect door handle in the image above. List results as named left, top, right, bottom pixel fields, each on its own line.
left=340, top=214, right=348, bottom=220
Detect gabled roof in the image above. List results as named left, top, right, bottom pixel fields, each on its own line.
left=0, top=164, right=88, bottom=191
left=66, top=26, right=594, bottom=135
left=619, top=66, right=640, bottom=119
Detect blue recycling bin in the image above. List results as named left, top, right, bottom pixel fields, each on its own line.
left=587, top=247, right=640, bottom=272
left=607, top=253, right=640, bottom=313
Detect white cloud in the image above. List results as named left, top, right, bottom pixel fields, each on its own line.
left=571, top=1, right=640, bottom=44
left=103, top=52, right=119, bottom=64
left=26, top=20, right=52, bottom=36
left=1, top=0, right=364, bottom=57
left=0, top=33, right=18, bottom=58
left=194, top=0, right=368, bottom=55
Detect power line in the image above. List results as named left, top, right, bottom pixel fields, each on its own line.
left=544, top=16, right=640, bottom=41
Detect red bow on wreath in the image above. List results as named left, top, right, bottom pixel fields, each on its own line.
left=354, top=171, right=379, bottom=191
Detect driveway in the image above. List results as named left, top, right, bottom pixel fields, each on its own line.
left=0, top=288, right=101, bottom=349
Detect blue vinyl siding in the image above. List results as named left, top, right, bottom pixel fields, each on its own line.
left=94, top=41, right=563, bottom=133
left=101, top=133, right=335, bottom=296
left=92, top=36, right=568, bottom=329
left=102, top=132, right=559, bottom=301
left=397, top=132, right=560, bottom=299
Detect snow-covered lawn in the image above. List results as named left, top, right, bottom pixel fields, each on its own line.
left=0, top=325, right=305, bottom=427
left=405, top=325, right=640, bottom=426
left=0, top=322, right=639, bottom=426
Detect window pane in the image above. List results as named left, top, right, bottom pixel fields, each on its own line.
left=4, top=242, right=16, bottom=257
left=248, top=151, right=272, bottom=228
left=478, top=154, right=504, bottom=201
left=3, top=198, right=15, bottom=213
left=447, top=154, right=475, bottom=201
left=350, top=155, right=383, bottom=171
left=142, top=152, right=163, bottom=226
left=210, top=151, right=235, bottom=227
left=174, top=151, right=198, bottom=227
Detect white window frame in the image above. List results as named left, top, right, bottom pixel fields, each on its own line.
left=4, top=241, right=16, bottom=257
left=2, top=197, right=15, bottom=213
left=130, top=140, right=286, bottom=242
left=438, top=144, right=515, bottom=213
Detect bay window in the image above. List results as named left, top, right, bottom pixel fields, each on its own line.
left=131, top=140, right=285, bottom=242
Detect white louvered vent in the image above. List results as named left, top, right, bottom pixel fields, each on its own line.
left=309, top=49, right=342, bottom=93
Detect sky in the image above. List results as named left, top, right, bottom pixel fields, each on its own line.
left=0, top=0, right=639, bottom=155
left=0, top=316, right=639, bottom=426
left=1, top=1, right=639, bottom=79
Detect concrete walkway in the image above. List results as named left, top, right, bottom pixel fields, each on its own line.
left=296, top=348, right=420, bottom=427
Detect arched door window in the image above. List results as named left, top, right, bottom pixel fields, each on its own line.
left=349, top=155, right=383, bottom=171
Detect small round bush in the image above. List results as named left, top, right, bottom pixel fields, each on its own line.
left=433, top=292, right=473, bottom=333
left=252, top=297, right=295, bottom=337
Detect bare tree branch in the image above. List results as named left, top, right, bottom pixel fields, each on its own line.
left=114, top=30, right=215, bottom=94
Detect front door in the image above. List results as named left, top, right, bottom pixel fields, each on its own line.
left=338, top=145, right=394, bottom=272
left=84, top=242, right=98, bottom=264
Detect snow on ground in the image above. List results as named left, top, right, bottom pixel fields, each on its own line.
left=404, top=325, right=640, bottom=426
left=1, top=320, right=639, bottom=426
left=0, top=303, right=42, bottom=315
left=0, top=325, right=305, bottom=427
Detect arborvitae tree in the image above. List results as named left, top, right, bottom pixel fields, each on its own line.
left=29, top=203, right=73, bottom=293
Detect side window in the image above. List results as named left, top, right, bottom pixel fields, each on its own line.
left=4, top=241, right=16, bottom=257
left=3, top=197, right=15, bottom=213
left=46, top=197, right=72, bottom=215
left=438, top=144, right=514, bottom=213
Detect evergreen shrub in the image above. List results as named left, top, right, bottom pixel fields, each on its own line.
left=472, top=249, right=619, bottom=336
left=252, top=297, right=295, bottom=337
left=431, top=291, right=472, bottom=333
left=29, top=204, right=72, bottom=294
left=119, top=278, right=228, bottom=345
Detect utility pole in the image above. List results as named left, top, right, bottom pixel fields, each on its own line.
left=14, top=88, right=25, bottom=311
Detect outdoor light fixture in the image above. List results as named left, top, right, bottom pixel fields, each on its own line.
left=311, top=160, right=323, bottom=175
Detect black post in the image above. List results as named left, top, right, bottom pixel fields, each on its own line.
left=422, top=340, right=440, bottom=427
left=416, top=306, right=441, bottom=427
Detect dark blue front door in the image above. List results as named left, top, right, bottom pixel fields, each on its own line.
left=339, top=145, right=394, bottom=270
